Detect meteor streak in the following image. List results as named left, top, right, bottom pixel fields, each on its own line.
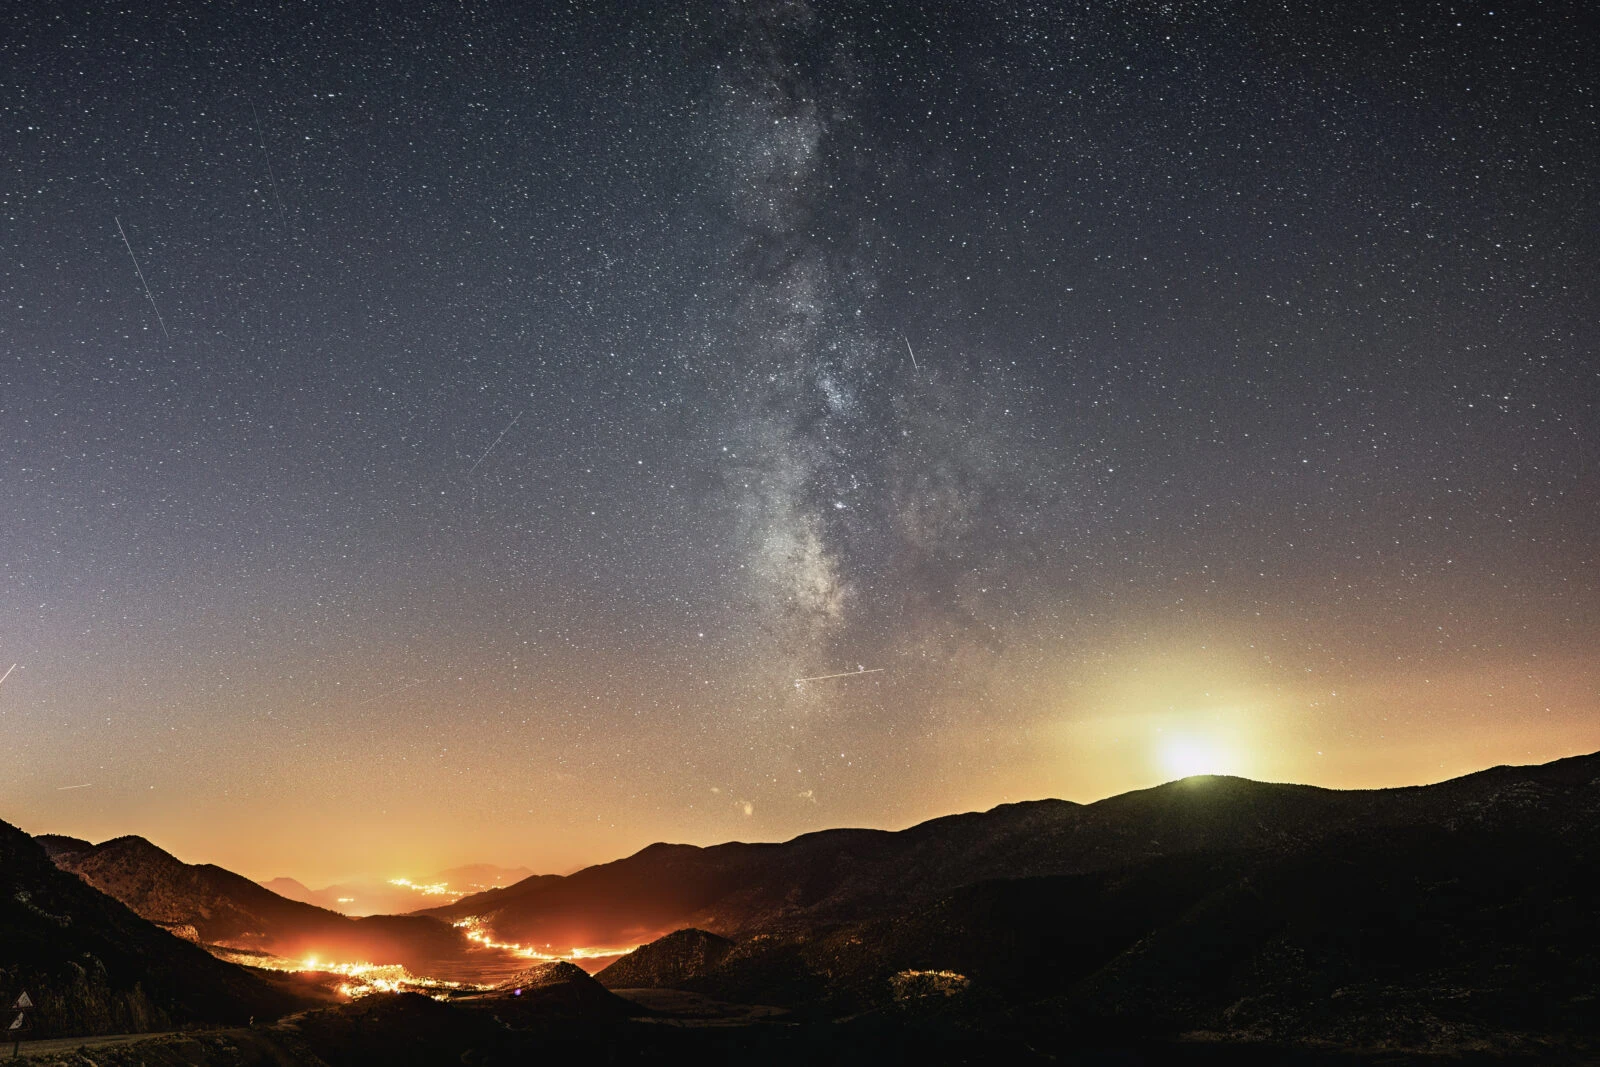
left=794, top=667, right=883, bottom=686
left=465, top=410, right=523, bottom=476
left=115, top=216, right=170, bottom=340
left=356, top=678, right=425, bottom=706
left=901, top=333, right=920, bottom=371
left=251, top=101, right=289, bottom=226
left=0, top=663, right=14, bottom=688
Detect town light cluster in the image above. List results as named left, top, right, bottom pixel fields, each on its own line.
left=452, top=916, right=637, bottom=962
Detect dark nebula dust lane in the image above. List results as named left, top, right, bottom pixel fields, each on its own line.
left=0, top=0, right=1595, bottom=882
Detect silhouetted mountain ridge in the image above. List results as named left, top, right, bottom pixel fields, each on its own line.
left=0, top=818, right=308, bottom=1038
left=48, top=834, right=474, bottom=970
left=427, top=752, right=1600, bottom=953
left=10, top=751, right=1598, bottom=1059
left=582, top=755, right=1599, bottom=1052
left=34, top=833, right=93, bottom=861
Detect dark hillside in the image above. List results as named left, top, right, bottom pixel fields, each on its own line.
left=425, top=753, right=1600, bottom=954
left=0, top=819, right=307, bottom=1038
left=51, top=835, right=471, bottom=970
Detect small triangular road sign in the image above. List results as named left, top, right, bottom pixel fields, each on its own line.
left=12, top=992, right=31, bottom=1010
left=7, top=1012, right=27, bottom=1031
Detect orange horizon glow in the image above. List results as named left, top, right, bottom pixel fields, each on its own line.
left=15, top=634, right=1598, bottom=889
left=20, top=731, right=1600, bottom=892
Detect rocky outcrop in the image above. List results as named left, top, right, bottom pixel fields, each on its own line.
left=594, top=928, right=734, bottom=989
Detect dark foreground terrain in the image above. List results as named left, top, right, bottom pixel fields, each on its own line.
left=7, top=752, right=1600, bottom=1063
left=10, top=991, right=1596, bottom=1066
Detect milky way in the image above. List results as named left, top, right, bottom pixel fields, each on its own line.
left=696, top=3, right=1093, bottom=712
left=0, top=0, right=1595, bottom=882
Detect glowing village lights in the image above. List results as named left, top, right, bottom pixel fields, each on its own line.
left=388, top=877, right=455, bottom=896
left=311, top=959, right=459, bottom=998
left=212, top=950, right=481, bottom=1000
left=452, top=916, right=637, bottom=962
left=211, top=916, right=639, bottom=1003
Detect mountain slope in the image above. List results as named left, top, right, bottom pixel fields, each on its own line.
left=34, top=834, right=93, bottom=861
left=594, top=928, right=735, bottom=989
left=0, top=818, right=308, bottom=1039
left=427, top=751, right=1600, bottom=952
left=1045, top=820, right=1600, bottom=1050
left=588, top=816, right=1600, bottom=1051
left=49, top=835, right=473, bottom=971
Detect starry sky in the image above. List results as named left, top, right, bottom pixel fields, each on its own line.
left=2, top=0, right=1596, bottom=885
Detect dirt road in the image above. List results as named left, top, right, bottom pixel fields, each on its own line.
left=9, top=1030, right=180, bottom=1058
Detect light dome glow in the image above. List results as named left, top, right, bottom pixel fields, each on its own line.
left=1159, top=735, right=1230, bottom=779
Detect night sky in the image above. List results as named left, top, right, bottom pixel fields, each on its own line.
left=2, top=0, right=1596, bottom=884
